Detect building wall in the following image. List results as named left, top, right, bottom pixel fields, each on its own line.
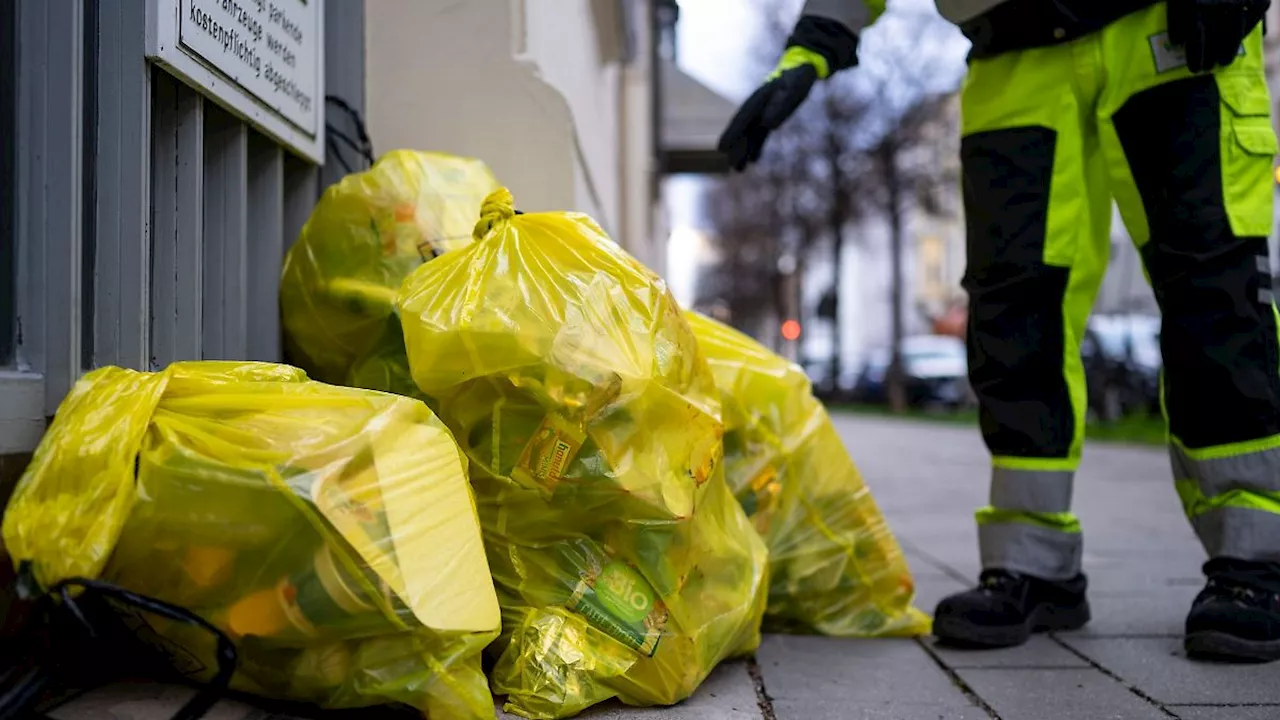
left=523, top=0, right=622, bottom=235
left=364, top=0, right=660, bottom=271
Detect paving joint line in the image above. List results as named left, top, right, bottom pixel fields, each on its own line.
left=1169, top=703, right=1280, bottom=708
left=1049, top=634, right=1179, bottom=718
left=913, top=638, right=1002, bottom=719
left=745, top=655, right=777, bottom=720
left=898, top=537, right=974, bottom=586
left=943, top=664, right=1092, bottom=671
left=1073, top=633, right=1181, bottom=640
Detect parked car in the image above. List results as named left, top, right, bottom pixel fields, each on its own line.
left=1082, top=314, right=1162, bottom=421
left=801, top=358, right=861, bottom=400
left=851, top=335, right=973, bottom=409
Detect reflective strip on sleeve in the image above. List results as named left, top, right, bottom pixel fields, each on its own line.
left=989, top=467, right=1074, bottom=514
left=977, top=518, right=1084, bottom=580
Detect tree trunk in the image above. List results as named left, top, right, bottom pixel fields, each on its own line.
left=883, top=145, right=909, bottom=414
left=827, top=132, right=846, bottom=398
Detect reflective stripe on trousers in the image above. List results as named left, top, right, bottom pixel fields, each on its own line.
left=1173, top=442, right=1280, bottom=562
left=976, top=467, right=1082, bottom=580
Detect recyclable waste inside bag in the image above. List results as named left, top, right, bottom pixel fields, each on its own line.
left=685, top=313, right=931, bottom=637
left=280, top=150, right=500, bottom=393
left=2, top=362, right=501, bottom=719
left=396, top=190, right=770, bottom=719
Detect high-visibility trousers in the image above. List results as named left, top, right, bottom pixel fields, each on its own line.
left=962, top=3, right=1280, bottom=579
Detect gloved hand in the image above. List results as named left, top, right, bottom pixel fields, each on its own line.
left=1167, top=0, right=1269, bottom=74
left=717, top=56, right=821, bottom=171
left=717, top=15, right=859, bottom=171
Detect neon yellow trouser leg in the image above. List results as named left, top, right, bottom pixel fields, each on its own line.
left=961, top=4, right=1280, bottom=580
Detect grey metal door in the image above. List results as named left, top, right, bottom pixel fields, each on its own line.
left=0, top=0, right=366, bottom=457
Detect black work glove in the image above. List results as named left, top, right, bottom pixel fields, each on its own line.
left=717, top=15, right=859, bottom=171
left=717, top=63, right=820, bottom=171
left=1167, top=0, right=1270, bottom=74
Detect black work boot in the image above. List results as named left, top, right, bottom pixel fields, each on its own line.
left=1184, top=558, right=1280, bottom=663
left=933, top=569, right=1091, bottom=648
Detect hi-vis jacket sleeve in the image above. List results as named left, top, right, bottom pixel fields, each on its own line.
left=801, top=0, right=1009, bottom=30
left=799, top=0, right=885, bottom=34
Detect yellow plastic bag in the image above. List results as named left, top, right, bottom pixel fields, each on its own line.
left=397, top=190, right=770, bottom=720
left=685, top=313, right=931, bottom=637
left=2, top=362, right=501, bottom=719
left=280, top=150, right=500, bottom=390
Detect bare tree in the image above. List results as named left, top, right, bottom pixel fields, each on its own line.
left=701, top=1, right=873, bottom=370
left=826, top=7, right=965, bottom=411
left=870, top=90, right=961, bottom=411
left=699, top=164, right=787, bottom=337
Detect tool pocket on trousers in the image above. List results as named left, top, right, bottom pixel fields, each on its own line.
left=1218, top=73, right=1277, bottom=239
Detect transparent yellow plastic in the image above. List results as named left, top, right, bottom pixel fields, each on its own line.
left=397, top=190, right=770, bottom=719
left=2, top=361, right=500, bottom=719
left=685, top=312, right=931, bottom=637
left=280, top=150, right=500, bottom=391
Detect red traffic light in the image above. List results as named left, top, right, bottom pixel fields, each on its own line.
left=781, top=319, right=801, bottom=341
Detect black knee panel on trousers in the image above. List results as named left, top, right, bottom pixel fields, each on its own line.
left=961, top=126, right=1075, bottom=458
left=1113, top=76, right=1280, bottom=448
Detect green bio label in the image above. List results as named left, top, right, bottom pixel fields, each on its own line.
left=567, top=561, right=666, bottom=657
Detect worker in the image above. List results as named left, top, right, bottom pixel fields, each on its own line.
left=719, top=0, right=1280, bottom=662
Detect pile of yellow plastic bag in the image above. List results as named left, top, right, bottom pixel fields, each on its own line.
left=685, top=312, right=931, bottom=638
left=280, top=150, right=500, bottom=394
left=2, top=362, right=501, bottom=719
left=396, top=189, right=770, bottom=720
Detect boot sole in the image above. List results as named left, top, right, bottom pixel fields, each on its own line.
left=933, top=601, right=1091, bottom=649
left=1185, top=631, right=1280, bottom=663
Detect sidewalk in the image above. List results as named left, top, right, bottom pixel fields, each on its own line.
left=48, top=416, right=1280, bottom=720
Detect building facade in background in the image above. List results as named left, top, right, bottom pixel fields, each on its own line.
left=364, top=0, right=667, bottom=274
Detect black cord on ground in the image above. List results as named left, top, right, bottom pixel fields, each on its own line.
left=1, top=563, right=239, bottom=720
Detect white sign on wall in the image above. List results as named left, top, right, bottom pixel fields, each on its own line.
left=148, top=0, right=325, bottom=162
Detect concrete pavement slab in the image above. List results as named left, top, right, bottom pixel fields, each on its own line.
left=929, top=636, right=1089, bottom=669
left=898, top=532, right=982, bottom=580
left=771, top=700, right=993, bottom=720
left=497, top=662, right=762, bottom=720
left=1168, top=707, right=1280, bottom=720
left=46, top=683, right=298, bottom=720
left=905, top=569, right=964, bottom=619
left=1073, top=590, right=1191, bottom=638
left=756, top=635, right=981, bottom=719
left=1061, top=637, right=1280, bottom=705
left=954, top=668, right=1168, bottom=720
